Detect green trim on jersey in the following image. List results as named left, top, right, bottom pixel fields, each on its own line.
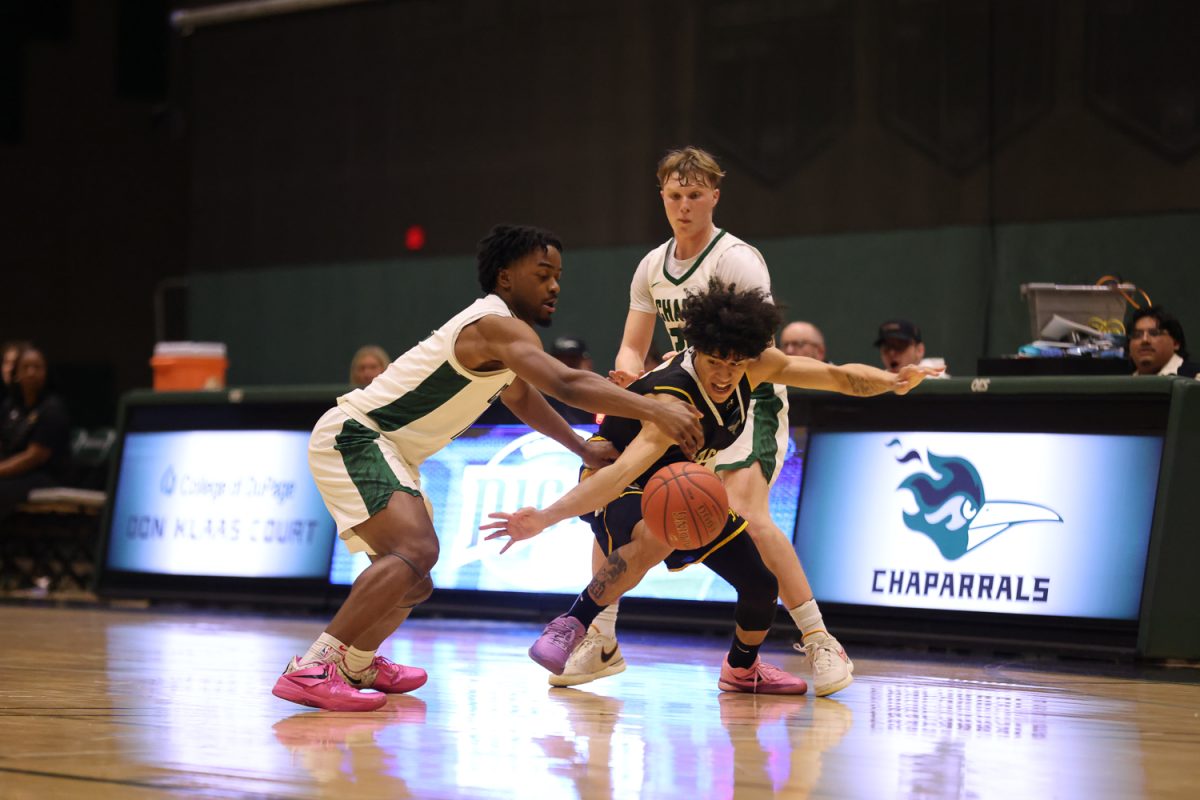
left=367, top=361, right=470, bottom=432
left=335, top=418, right=421, bottom=516
left=750, top=381, right=777, bottom=401
left=713, top=387, right=784, bottom=482
left=660, top=229, right=728, bottom=287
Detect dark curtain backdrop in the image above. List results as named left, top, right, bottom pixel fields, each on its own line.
left=4, top=1, right=1198, bottom=410
left=184, top=0, right=1199, bottom=272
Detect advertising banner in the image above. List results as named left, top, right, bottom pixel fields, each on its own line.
left=331, top=425, right=805, bottom=602
left=106, top=431, right=337, bottom=578
left=795, top=431, right=1162, bottom=620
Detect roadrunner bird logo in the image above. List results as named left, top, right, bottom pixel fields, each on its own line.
left=890, top=440, right=1062, bottom=559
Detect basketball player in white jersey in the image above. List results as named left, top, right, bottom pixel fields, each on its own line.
left=558, top=147, right=855, bottom=697
left=272, top=225, right=703, bottom=712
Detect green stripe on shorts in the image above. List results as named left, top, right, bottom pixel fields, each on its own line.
left=714, top=383, right=783, bottom=482
left=334, top=418, right=420, bottom=517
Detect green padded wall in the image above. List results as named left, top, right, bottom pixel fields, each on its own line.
left=189, top=214, right=1199, bottom=386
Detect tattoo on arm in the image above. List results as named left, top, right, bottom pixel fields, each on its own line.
left=845, top=372, right=876, bottom=396
left=587, top=551, right=629, bottom=601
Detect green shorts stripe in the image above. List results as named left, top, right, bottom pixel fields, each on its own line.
left=713, top=385, right=784, bottom=482
left=334, top=418, right=420, bottom=517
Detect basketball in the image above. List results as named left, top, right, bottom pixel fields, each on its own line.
left=640, top=462, right=729, bottom=550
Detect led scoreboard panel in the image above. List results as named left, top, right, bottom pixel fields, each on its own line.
left=101, top=392, right=805, bottom=604
left=329, top=424, right=806, bottom=603
left=794, top=431, right=1161, bottom=620
left=107, top=430, right=336, bottom=578
left=98, top=394, right=343, bottom=598
left=98, top=379, right=1200, bottom=659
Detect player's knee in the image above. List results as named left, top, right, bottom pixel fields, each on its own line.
left=735, top=561, right=778, bottom=608
left=627, top=534, right=672, bottom=570
left=734, top=591, right=778, bottom=632
left=741, top=512, right=784, bottom=543
left=388, top=529, right=438, bottom=576
left=405, top=530, right=440, bottom=574
left=400, top=574, right=434, bottom=606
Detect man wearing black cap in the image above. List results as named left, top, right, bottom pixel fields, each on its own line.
left=875, top=320, right=949, bottom=377
left=552, top=336, right=594, bottom=373
left=547, top=336, right=598, bottom=424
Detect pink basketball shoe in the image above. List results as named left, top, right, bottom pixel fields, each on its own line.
left=341, top=655, right=427, bottom=694
left=529, top=615, right=587, bottom=675
left=272, top=658, right=388, bottom=711
left=718, top=657, right=809, bottom=695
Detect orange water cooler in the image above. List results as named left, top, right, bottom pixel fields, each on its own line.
left=150, top=342, right=228, bottom=390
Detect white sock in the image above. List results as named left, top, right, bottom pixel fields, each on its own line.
left=299, top=632, right=348, bottom=666
left=342, top=646, right=377, bottom=678
left=591, top=602, right=619, bottom=639
left=789, top=599, right=833, bottom=644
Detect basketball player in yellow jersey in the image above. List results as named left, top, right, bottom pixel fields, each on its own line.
left=559, top=147, right=854, bottom=697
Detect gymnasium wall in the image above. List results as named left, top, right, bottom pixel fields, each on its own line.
left=189, top=212, right=1200, bottom=385
left=6, top=1, right=1199, bottom=413
left=178, top=0, right=1199, bottom=383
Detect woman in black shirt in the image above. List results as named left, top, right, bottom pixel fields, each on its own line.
left=0, top=347, right=71, bottom=520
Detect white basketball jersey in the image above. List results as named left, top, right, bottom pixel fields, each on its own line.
left=640, top=230, right=769, bottom=353
left=337, top=294, right=515, bottom=465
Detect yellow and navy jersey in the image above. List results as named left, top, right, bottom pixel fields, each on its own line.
left=595, top=348, right=752, bottom=486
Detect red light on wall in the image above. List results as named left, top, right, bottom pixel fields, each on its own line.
left=405, top=225, right=426, bottom=251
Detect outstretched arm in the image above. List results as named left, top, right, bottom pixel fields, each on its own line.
left=470, top=315, right=702, bottom=456
left=482, top=418, right=674, bottom=553
left=498, top=378, right=617, bottom=469
left=611, top=309, right=658, bottom=386
left=748, top=347, right=943, bottom=396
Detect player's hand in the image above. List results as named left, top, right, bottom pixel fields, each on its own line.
left=580, top=439, right=619, bottom=469
left=652, top=401, right=704, bottom=458
left=482, top=508, right=548, bottom=554
left=892, top=364, right=944, bottom=395
left=607, top=369, right=639, bottom=388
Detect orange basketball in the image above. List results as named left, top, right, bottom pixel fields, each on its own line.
left=640, top=462, right=729, bottom=550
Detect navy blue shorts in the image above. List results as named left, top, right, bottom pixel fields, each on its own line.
left=584, top=487, right=751, bottom=572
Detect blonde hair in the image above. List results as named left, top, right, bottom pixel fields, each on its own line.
left=349, top=345, right=390, bottom=385
left=656, top=146, right=726, bottom=189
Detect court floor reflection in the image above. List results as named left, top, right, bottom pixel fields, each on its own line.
left=0, top=606, right=1197, bottom=799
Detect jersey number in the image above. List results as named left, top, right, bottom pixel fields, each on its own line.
left=668, top=328, right=689, bottom=353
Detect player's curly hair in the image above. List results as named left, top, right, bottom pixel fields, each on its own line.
left=680, top=277, right=782, bottom=360
left=476, top=224, right=564, bottom=294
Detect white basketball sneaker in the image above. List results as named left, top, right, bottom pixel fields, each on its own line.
left=548, top=628, right=627, bottom=687
left=795, top=637, right=854, bottom=697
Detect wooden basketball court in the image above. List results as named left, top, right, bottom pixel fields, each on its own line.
left=2, top=604, right=1198, bottom=799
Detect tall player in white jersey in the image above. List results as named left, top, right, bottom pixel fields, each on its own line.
left=272, top=225, right=703, bottom=712
left=559, top=147, right=854, bottom=697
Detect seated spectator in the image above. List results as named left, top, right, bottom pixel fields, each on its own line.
left=0, top=347, right=71, bottom=520
left=349, top=345, right=390, bottom=387
left=550, top=336, right=593, bottom=372
left=874, top=320, right=949, bottom=377
left=2, top=339, right=31, bottom=390
left=476, top=335, right=598, bottom=426
left=547, top=336, right=598, bottom=425
left=1128, top=307, right=1200, bottom=378
left=780, top=321, right=827, bottom=361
